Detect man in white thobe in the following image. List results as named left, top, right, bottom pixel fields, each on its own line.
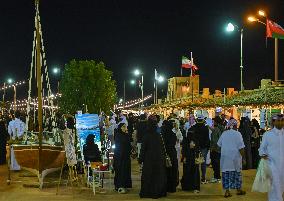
left=8, top=111, right=26, bottom=170
left=217, top=118, right=246, bottom=197
left=259, top=114, right=284, bottom=201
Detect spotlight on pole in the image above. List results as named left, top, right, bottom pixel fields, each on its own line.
left=134, top=69, right=140, bottom=76
left=226, top=23, right=235, bottom=32
left=248, top=16, right=257, bottom=22
left=258, top=10, right=266, bottom=17
left=7, top=78, right=13, bottom=84
left=157, top=75, right=165, bottom=83
left=52, top=67, right=60, bottom=74
left=130, top=80, right=135, bottom=85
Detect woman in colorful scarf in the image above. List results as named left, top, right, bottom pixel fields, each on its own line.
left=217, top=118, right=246, bottom=198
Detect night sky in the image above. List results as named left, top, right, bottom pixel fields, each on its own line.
left=0, top=0, right=283, bottom=101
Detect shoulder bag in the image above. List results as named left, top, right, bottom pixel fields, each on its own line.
left=160, top=135, right=172, bottom=168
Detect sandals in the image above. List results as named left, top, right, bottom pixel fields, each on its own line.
left=224, top=191, right=232, bottom=198
left=237, top=190, right=246, bottom=195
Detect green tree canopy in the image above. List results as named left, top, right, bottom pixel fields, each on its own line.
left=59, top=60, right=117, bottom=114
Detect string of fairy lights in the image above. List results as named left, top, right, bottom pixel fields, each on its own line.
left=115, top=94, right=152, bottom=109
left=0, top=80, right=26, bottom=91
left=10, top=93, right=152, bottom=111
left=10, top=93, right=61, bottom=110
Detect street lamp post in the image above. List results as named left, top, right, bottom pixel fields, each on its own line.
left=154, top=69, right=165, bottom=104
left=248, top=10, right=279, bottom=82
left=141, top=75, right=144, bottom=107
left=240, top=28, right=244, bottom=91
left=13, top=85, right=16, bottom=111
left=2, top=83, right=6, bottom=103
left=52, top=67, right=60, bottom=93
left=123, top=80, right=137, bottom=108
left=154, top=69, right=157, bottom=104
left=226, top=23, right=244, bottom=91
left=134, top=69, right=144, bottom=108
left=123, top=80, right=126, bottom=108
left=5, top=79, right=16, bottom=110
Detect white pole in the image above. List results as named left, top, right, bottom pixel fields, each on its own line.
left=153, top=82, right=156, bottom=104
left=240, top=28, right=244, bottom=91
left=123, top=80, right=126, bottom=108
left=156, top=80, right=158, bottom=104
left=14, top=85, right=17, bottom=111
left=141, top=75, right=144, bottom=108
left=223, top=88, right=226, bottom=103
left=154, top=69, right=157, bottom=104
left=2, top=82, right=5, bottom=103
left=275, top=38, right=278, bottom=81
left=190, top=52, right=193, bottom=77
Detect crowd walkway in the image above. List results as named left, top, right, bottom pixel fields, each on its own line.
left=0, top=161, right=267, bottom=201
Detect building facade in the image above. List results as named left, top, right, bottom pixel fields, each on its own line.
left=167, top=76, right=200, bottom=101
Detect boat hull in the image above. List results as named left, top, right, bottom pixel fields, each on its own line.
left=12, top=144, right=65, bottom=188
left=13, top=145, right=65, bottom=170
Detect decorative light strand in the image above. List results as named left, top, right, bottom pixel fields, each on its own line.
left=115, top=94, right=152, bottom=109
left=0, top=81, right=26, bottom=91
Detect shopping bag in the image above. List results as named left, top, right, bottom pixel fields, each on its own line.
left=252, top=159, right=272, bottom=193
left=195, top=152, right=205, bottom=165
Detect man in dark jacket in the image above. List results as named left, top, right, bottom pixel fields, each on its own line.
left=210, top=117, right=224, bottom=183
left=136, top=114, right=147, bottom=158
left=191, top=115, right=210, bottom=184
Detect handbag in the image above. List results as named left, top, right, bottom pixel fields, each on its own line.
left=165, top=154, right=173, bottom=168
left=160, top=135, right=172, bottom=168
left=195, top=151, right=205, bottom=165
left=252, top=159, right=272, bottom=192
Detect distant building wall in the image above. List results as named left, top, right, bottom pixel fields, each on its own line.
left=167, top=76, right=200, bottom=101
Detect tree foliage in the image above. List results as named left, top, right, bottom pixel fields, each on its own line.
left=59, top=60, right=117, bottom=114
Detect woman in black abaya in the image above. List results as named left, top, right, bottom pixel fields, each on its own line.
left=180, top=126, right=200, bottom=193
left=161, top=120, right=178, bottom=193
left=113, top=123, right=132, bottom=194
left=0, top=114, right=7, bottom=165
left=239, top=117, right=253, bottom=169
left=139, top=115, right=167, bottom=199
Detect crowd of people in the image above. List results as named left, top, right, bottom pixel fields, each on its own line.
left=1, top=109, right=284, bottom=200
left=102, top=110, right=284, bottom=199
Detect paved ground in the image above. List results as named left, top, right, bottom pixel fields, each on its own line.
left=0, top=161, right=268, bottom=201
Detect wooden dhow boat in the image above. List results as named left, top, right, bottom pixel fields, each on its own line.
left=8, top=0, right=65, bottom=188
left=13, top=144, right=64, bottom=187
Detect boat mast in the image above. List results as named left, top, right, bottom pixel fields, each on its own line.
left=35, top=0, right=43, bottom=175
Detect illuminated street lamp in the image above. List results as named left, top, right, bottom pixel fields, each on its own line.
left=154, top=69, right=165, bottom=104
left=7, top=78, right=13, bottom=84
left=123, top=79, right=139, bottom=108
left=247, top=16, right=256, bottom=22
left=6, top=78, right=17, bottom=110
left=52, top=67, right=60, bottom=74
left=247, top=16, right=266, bottom=25
left=226, top=23, right=235, bottom=32
left=225, top=22, right=244, bottom=91
left=133, top=69, right=144, bottom=108
left=130, top=80, right=135, bottom=85
left=52, top=67, right=61, bottom=93
left=2, top=78, right=13, bottom=103
left=157, top=75, right=165, bottom=83
left=134, top=69, right=140, bottom=76
left=258, top=10, right=266, bottom=17
left=248, top=10, right=278, bottom=81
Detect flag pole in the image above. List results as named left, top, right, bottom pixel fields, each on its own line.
left=190, top=52, right=193, bottom=77
left=181, top=66, right=183, bottom=77
left=275, top=38, right=278, bottom=81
